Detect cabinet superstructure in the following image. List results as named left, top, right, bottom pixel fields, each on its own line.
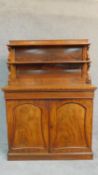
left=3, top=39, right=96, bottom=160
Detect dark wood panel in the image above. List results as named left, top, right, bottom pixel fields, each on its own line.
left=15, top=47, right=83, bottom=63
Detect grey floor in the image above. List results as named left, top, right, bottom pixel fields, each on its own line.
left=0, top=121, right=98, bottom=175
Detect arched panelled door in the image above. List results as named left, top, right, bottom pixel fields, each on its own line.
left=50, top=100, right=89, bottom=153
left=7, top=99, right=91, bottom=154
left=7, top=101, right=49, bottom=153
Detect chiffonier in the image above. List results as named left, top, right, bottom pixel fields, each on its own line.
left=3, top=39, right=96, bottom=160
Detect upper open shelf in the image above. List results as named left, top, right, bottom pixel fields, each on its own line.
left=8, top=40, right=90, bottom=64
left=7, top=39, right=91, bottom=86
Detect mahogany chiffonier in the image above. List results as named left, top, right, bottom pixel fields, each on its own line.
left=3, top=39, right=96, bottom=160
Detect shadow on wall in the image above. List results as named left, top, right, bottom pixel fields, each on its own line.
left=0, top=58, right=8, bottom=145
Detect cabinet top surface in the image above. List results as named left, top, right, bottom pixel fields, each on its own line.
left=3, top=84, right=96, bottom=92
left=8, top=39, right=89, bottom=47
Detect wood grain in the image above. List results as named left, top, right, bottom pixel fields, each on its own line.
left=2, top=39, right=96, bottom=160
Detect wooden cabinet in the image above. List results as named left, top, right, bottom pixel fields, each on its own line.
left=3, top=39, right=96, bottom=160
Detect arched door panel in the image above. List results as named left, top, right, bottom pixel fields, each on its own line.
left=7, top=101, right=48, bottom=153
left=50, top=101, right=88, bottom=152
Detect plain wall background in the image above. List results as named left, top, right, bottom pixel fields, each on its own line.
left=0, top=0, right=98, bottom=174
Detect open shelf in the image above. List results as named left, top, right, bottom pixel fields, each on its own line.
left=8, top=60, right=90, bottom=64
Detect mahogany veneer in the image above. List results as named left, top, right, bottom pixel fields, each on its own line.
left=3, top=39, right=96, bottom=160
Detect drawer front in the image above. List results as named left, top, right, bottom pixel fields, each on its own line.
left=5, top=91, right=94, bottom=100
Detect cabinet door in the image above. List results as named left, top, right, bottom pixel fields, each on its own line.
left=50, top=99, right=93, bottom=153
left=6, top=100, right=49, bottom=153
